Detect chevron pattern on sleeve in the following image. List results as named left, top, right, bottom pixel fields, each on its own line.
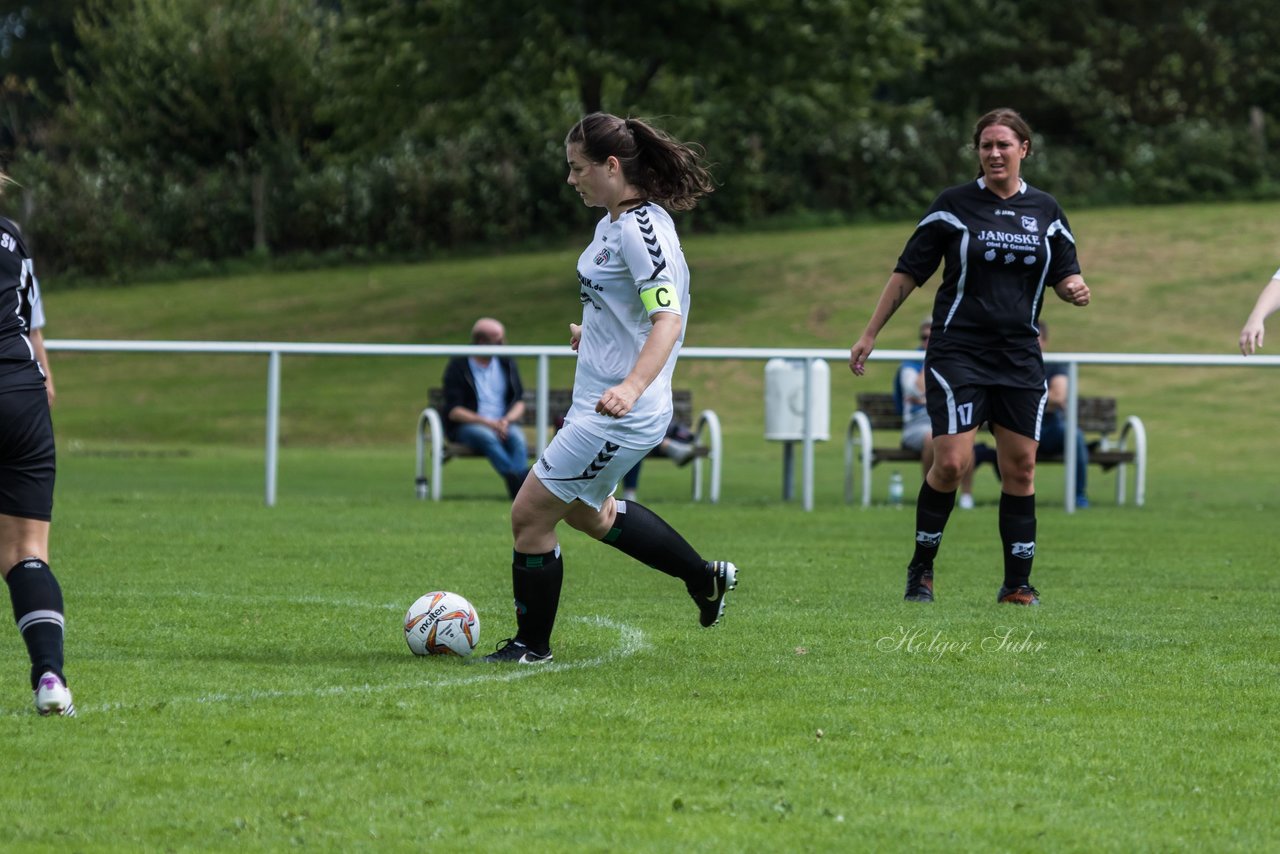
left=633, top=208, right=667, bottom=282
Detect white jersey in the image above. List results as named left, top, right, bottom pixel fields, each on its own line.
left=570, top=202, right=688, bottom=448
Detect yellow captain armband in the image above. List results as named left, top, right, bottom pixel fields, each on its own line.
left=640, top=284, right=681, bottom=314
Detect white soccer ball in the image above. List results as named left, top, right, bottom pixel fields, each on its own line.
left=404, top=591, right=480, bottom=657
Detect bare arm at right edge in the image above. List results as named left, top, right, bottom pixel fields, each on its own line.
left=849, top=272, right=920, bottom=377
left=1240, top=275, right=1280, bottom=355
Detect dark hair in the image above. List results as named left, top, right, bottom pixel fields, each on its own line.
left=972, top=107, right=1034, bottom=156
left=565, top=113, right=714, bottom=211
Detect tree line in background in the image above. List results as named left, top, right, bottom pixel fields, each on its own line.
left=2, top=0, right=1277, bottom=281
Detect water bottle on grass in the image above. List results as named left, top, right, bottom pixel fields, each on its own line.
left=888, top=471, right=904, bottom=507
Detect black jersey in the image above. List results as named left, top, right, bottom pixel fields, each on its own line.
left=894, top=178, right=1080, bottom=378
left=0, top=215, right=46, bottom=391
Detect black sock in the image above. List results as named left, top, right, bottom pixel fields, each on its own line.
left=999, top=492, right=1037, bottom=588
left=6, top=559, right=65, bottom=690
left=511, top=548, right=563, bottom=654
left=600, top=500, right=706, bottom=587
left=911, top=482, right=956, bottom=567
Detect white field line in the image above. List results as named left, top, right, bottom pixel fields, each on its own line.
left=5, top=611, right=648, bottom=718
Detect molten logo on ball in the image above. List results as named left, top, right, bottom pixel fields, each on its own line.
left=404, top=591, right=480, bottom=657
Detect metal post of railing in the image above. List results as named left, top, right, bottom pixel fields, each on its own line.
left=1064, top=361, right=1079, bottom=514
left=536, top=354, right=550, bottom=454
left=802, top=357, right=816, bottom=511
left=265, top=350, right=281, bottom=507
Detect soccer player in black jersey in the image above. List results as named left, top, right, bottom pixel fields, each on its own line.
left=849, top=108, right=1091, bottom=606
left=0, top=185, right=75, bottom=714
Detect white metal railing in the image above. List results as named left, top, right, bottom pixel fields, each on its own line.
left=45, top=339, right=1280, bottom=510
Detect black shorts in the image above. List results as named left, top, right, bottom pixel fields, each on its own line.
left=924, top=356, right=1047, bottom=441
left=0, top=387, right=56, bottom=521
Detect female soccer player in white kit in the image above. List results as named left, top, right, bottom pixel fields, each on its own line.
left=484, top=113, right=737, bottom=663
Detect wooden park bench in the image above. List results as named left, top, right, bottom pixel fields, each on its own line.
left=415, top=388, right=722, bottom=503
left=844, top=392, right=1146, bottom=508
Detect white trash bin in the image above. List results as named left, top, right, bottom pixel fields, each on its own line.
left=764, top=359, right=830, bottom=499
left=764, top=358, right=830, bottom=441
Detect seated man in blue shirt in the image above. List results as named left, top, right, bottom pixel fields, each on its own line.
left=441, top=317, right=529, bottom=498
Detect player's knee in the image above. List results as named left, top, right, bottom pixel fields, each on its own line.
left=510, top=496, right=546, bottom=543
left=512, top=518, right=557, bottom=554
left=565, top=497, right=615, bottom=539
left=931, top=452, right=969, bottom=484
left=1001, top=456, right=1036, bottom=490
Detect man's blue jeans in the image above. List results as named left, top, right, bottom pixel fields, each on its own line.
left=1039, top=413, right=1088, bottom=503
left=455, top=422, right=528, bottom=477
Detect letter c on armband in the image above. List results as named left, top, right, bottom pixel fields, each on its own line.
left=641, top=285, right=679, bottom=313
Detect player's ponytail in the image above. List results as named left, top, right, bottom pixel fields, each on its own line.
left=567, top=113, right=715, bottom=211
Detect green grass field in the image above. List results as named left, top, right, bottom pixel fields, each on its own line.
left=5, top=202, right=1280, bottom=850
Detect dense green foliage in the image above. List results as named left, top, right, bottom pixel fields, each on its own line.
left=3, top=0, right=1280, bottom=280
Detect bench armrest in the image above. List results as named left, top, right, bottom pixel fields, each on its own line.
left=691, top=409, right=723, bottom=504
left=845, top=410, right=874, bottom=507
left=1115, top=414, right=1147, bottom=507
left=415, top=406, right=446, bottom=501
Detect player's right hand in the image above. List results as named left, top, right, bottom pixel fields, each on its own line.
left=569, top=323, right=582, bottom=351
left=1240, top=321, right=1265, bottom=356
left=849, top=336, right=875, bottom=376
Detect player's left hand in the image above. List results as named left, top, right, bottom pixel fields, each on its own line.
left=1056, top=278, right=1090, bottom=306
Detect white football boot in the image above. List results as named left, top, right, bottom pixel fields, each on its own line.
left=34, top=671, right=76, bottom=717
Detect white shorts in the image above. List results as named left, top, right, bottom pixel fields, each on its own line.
left=532, top=420, right=654, bottom=510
